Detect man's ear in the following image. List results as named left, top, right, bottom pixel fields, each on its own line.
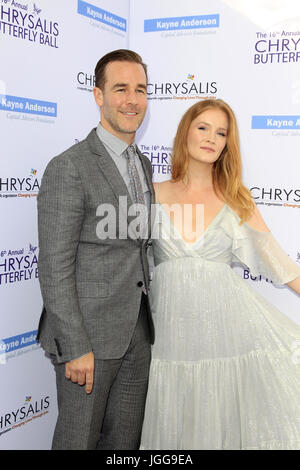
left=93, top=87, right=103, bottom=107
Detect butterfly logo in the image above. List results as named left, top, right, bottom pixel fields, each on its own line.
left=25, top=396, right=32, bottom=403
left=187, top=74, right=195, bottom=80
left=33, top=3, right=42, bottom=16
left=29, top=243, right=37, bottom=254
left=30, top=169, right=37, bottom=177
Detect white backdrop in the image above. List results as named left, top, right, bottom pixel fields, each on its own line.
left=0, top=0, right=129, bottom=449
left=0, top=0, right=299, bottom=449
left=132, top=0, right=300, bottom=320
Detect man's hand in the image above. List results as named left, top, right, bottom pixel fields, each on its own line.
left=65, top=351, right=94, bottom=394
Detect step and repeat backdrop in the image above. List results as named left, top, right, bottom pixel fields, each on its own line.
left=132, top=0, right=300, bottom=319
left=0, top=0, right=129, bottom=449
left=0, top=0, right=299, bottom=449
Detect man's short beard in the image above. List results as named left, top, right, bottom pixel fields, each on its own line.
left=113, top=125, right=137, bottom=134
left=107, top=116, right=141, bottom=135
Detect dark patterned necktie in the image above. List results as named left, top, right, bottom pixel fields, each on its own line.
left=124, top=145, right=145, bottom=205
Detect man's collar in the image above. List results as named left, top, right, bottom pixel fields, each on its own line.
left=96, top=123, right=135, bottom=156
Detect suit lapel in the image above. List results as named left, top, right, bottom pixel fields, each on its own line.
left=87, top=129, right=144, bottom=244
left=137, top=148, right=155, bottom=206
left=87, top=129, right=154, bottom=244
left=87, top=129, right=132, bottom=204
left=136, top=148, right=154, bottom=242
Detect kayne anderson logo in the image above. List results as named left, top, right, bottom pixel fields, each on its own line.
left=0, top=394, right=50, bottom=438
left=0, top=0, right=60, bottom=48
left=77, top=0, right=126, bottom=35
left=252, top=115, right=300, bottom=129
left=0, top=242, right=38, bottom=286
left=0, top=168, right=40, bottom=199
left=148, top=73, right=217, bottom=101
left=254, top=29, right=300, bottom=65
left=251, top=186, right=300, bottom=209
left=0, top=94, right=57, bottom=119
left=144, top=14, right=219, bottom=33
left=0, top=330, right=39, bottom=365
left=252, top=115, right=300, bottom=137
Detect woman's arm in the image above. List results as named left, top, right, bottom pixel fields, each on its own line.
left=287, top=276, right=300, bottom=295
left=245, top=204, right=270, bottom=233
left=246, top=204, right=300, bottom=294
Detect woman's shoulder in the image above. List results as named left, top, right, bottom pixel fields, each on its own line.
left=153, top=180, right=173, bottom=189
left=153, top=180, right=175, bottom=200
left=243, top=204, right=270, bottom=233
left=226, top=203, right=270, bottom=234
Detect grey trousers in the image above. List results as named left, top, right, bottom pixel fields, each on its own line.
left=51, top=295, right=151, bottom=450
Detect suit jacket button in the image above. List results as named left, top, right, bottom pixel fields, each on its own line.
left=137, top=281, right=143, bottom=287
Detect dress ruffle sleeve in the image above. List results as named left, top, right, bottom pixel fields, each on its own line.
left=231, top=220, right=300, bottom=286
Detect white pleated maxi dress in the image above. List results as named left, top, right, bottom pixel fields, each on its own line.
left=140, top=203, right=300, bottom=450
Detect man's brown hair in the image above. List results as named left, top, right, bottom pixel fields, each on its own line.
left=94, top=49, right=148, bottom=90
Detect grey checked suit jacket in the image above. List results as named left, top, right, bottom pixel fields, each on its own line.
left=37, top=129, right=155, bottom=363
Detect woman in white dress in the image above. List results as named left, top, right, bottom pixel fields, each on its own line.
left=140, top=99, right=300, bottom=450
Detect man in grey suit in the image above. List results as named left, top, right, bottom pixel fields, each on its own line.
left=37, top=49, right=155, bottom=450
